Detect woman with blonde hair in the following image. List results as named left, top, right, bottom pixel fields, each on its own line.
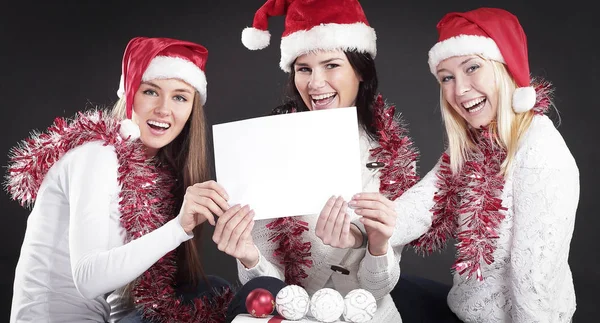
left=392, top=7, right=579, bottom=323
left=7, top=37, right=234, bottom=323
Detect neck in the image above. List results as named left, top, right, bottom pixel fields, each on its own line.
left=144, top=146, right=159, bottom=158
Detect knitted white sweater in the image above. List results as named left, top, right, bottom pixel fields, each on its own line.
left=237, top=131, right=431, bottom=322
left=399, top=115, right=578, bottom=322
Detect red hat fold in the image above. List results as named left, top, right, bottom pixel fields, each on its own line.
left=241, top=0, right=376, bottom=72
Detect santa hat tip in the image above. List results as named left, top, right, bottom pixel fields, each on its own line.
left=512, top=86, right=536, bottom=113
left=242, top=27, right=270, bottom=50
left=119, top=119, right=141, bottom=141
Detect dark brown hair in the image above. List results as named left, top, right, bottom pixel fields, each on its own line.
left=276, top=50, right=379, bottom=140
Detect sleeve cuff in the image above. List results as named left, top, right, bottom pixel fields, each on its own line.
left=363, top=243, right=395, bottom=272
left=238, top=245, right=264, bottom=274
left=167, top=217, right=194, bottom=243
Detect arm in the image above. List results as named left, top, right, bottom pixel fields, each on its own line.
left=356, top=243, right=402, bottom=300
left=354, top=161, right=440, bottom=299
left=509, top=163, right=579, bottom=322
left=390, top=160, right=440, bottom=247
left=67, top=142, right=192, bottom=299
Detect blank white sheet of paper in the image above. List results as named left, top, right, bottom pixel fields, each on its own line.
left=212, top=107, right=362, bottom=220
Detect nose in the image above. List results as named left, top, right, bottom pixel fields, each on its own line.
left=154, top=97, right=171, bottom=117
left=308, top=69, right=326, bottom=90
left=454, top=75, right=471, bottom=96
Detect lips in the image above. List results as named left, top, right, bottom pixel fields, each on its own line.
left=311, top=92, right=337, bottom=110
left=461, top=97, right=486, bottom=114
left=146, top=120, right=171, bottom=135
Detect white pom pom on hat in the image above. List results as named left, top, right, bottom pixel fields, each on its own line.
left=242, top=27, right=271, bottom=50
left=119, top=119, right=141, bottom=141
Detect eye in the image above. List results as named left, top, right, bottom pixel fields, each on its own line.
left=173, top=95, right=188, bottom=102
left=143, top=89, right=158, bottom=96
left=296, top=66, right=311, bottom=73
left=440, top=75, right=454, bottom=83
left=466, top=64, right=480, bottom=73
left=325, top=63, right=339, bottom=69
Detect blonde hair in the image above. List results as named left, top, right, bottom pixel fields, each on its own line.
left=110, top=97, right=127, bottom=119
left=440, top=59, right=535, bottom=176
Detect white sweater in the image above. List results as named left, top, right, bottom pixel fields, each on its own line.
left=237, top=131, right=431, bottom=322
left=10, top=141, right=192, bottom=322
left=399, top=115, right=579, bottom=322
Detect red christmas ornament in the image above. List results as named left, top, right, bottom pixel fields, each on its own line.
left=246, top=288, right=275, bottom=318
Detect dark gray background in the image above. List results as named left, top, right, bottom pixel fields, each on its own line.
left=1, top=1, right=597, bottom=321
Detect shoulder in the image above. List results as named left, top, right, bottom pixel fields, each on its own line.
left=515, top=115, right=577, bottom=171
left=66, top=141, right=118, bottom=162
left=61, top=141, right=120, bottom=176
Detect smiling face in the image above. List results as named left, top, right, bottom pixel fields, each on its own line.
left=293, top=50, right=361, bottom=111
left=436, top=55, right=498, bottom=129
left=131, top=78, right=195, bottom=156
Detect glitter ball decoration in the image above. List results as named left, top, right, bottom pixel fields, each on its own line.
left=342, top=289, right=377, bottom=323
left=275, top=284, right=310, bottom=320
left=309, top=288, right=345, bottom=322
left=246, top=288, right=275, bottom=318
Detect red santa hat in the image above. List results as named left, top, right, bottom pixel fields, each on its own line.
left=116, top=37, right=208, bottom=140
left=427, top=8, right=536, bottom=113
left=241, top=0, right=377, bottom=72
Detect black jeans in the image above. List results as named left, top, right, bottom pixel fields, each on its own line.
left=391, top=274, right=462, bottom=323
left=225, top=276, right=287, bottom=323
left=117, top=275, right=232, bottom=323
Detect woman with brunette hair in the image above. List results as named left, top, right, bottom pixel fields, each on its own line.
left=217, top=1, right=429, bottom=322
left=8, top=37, right=233, bottom=323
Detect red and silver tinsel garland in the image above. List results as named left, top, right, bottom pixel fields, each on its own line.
left=5, top=110, right=232, bottom=322
left=411, top=81, right=552, bottom=281
left=370, top=94, right=420, bottom=199
left=265, top=217, right=313, bottom=286
left=266, top=94, right=419, bottom=286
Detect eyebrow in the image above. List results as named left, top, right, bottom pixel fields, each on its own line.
left=294, top=57, right=344, bottom=67
left=436, top=57, right=477, bottom=74
left=141, top=81, right=194, bottom=94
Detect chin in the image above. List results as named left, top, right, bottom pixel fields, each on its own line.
left=141, top=138, right=167, bottom=150
left=470, top=121, right=493, bottom=129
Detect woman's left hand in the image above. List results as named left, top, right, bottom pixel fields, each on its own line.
left=350, top=192, right=397, bottom=256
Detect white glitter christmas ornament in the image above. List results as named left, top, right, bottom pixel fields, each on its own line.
left=275, top=285, right=310, bottom=320
left=309, top=288, right=344, bottom=322
left=342, top=289, right=377, bottom=322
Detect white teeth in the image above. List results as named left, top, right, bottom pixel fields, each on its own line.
left=468, top=104, right=484, bottom=113
left=462, top=97, right=485, bottom=109
left=311, top=93, right=336, bottom=100
left=148, top=120, right=170, bottom=129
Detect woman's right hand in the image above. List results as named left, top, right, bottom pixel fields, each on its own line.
left=178, top=180, right=230, bottom=234
left=212, top=204, right=258, bottom=268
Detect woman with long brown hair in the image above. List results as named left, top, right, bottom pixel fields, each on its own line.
left=7, top=37, right=233, bottom=323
